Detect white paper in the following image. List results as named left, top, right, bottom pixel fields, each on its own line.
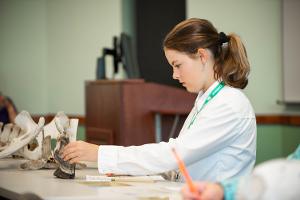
left=85, top=175, right=164, bottom=182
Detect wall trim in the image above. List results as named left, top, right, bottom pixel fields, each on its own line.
left=256, top=115, right=300, bottom=126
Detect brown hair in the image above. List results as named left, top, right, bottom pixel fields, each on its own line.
left=163, top=18, right=250, bottom=89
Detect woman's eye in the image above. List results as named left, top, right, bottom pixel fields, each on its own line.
left=174, top=64, right=181, bottom=68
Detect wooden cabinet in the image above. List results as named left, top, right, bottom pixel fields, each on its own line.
left=85, top=79, right=196, bottom=146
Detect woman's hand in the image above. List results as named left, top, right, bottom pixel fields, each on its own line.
left=62, top=141, right=99, bottom=164
left=182, top=182, right=224, bottom=200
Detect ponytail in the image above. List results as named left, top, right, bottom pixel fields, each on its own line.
left=214, top=33, right=250, bottom=89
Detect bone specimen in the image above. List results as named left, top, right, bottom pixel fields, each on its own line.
left=20, top=135, right=52, bottom=170
left=43, top=112, right=71, bottom=139
left=9, top=111, right=44, bottom=160
left=19, top=112, right=71, bottom=161
left=53, top=118, right=78, bottom=179
left=0, top=123, right=13, bottom=144
left=0, top=111, right=45, bottom=159
left=0, top=111, right=85, bottom=174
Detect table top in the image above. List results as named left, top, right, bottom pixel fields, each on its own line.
left=0, top=158, right=183, bottom=200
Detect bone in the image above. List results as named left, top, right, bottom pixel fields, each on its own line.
left=53, top=136, right=75, bottom=179
left=14, top=111, right=36, bottom=130
left=1, top=111, right=82, bottom=173
left=0, top=122, right=5, bottom=148
left=0, top=123, right=13, bottom=144
left=20, top=159, right=47, bottom=170
left=9, top=125, right=21, bottom=142
left=17, top=112, right=67, bottom=160
left=43, top=112, right=70, bottom=139
left=14, top=111, right=44, bottom=160
left=43, top=161, right=58, bottom=169
left=42, top=135, right=52, bottom=160
left=53, top=118, right=77, bottom=179
left=0, top=124, right=21, bottom=152
left=67, top=119, right=78, bottom=142
left=75, top=162, right=87, bottom=169
left=20, top=131, right=43, bottom=160
left=0, top=142, right=9, bottom=151
left=54, top=118, right=65, bottom=135
left=0, top=111, right=45, bottom=159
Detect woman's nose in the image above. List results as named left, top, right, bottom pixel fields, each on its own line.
left=172, top=69, right=179, bottom=80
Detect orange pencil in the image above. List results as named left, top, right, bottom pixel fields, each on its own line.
left=171, top=148, right=197, bottom=193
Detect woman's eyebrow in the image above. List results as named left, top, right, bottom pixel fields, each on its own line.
left=171, top=60, right=178, bottom=66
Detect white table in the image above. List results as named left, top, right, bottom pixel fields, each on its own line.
left=0, top=158, right=183, bottom=200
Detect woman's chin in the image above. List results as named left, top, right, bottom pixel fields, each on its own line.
left=185, top=87, right=193, bottom=93
left=186, top=87, right=200, bottom=94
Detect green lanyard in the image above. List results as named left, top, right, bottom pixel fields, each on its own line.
left=187, top=81, right=225, bottom=129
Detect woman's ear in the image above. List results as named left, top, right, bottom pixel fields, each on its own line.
left=197, top=48, right=209, bottom=64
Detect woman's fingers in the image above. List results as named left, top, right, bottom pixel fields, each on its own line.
left=68, top=156, right=81, bottom=164
left=62, top=142, right=81, bottom=160
left=63, top=151, right=78, bottom=161
left=62, top=147, right=76, bottom=159
left=61, top=141, right=99, bottom=162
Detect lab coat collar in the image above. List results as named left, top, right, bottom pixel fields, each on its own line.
left=194, top=80, right=222, bottom=112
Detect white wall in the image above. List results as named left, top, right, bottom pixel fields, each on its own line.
left=187, top=0, right=284, bottom=114
left=0, top=0, right=122, bottom=115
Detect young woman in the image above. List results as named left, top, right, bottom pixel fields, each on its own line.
left=62, top=18, right=256, bottom=182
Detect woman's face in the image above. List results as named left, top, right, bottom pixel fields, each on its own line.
left=164, top=48, right=212, bottom=93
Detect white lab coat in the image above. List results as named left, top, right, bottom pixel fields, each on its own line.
left=98, top=81, right=256, bottom=182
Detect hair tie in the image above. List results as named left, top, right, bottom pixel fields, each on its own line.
left=219, top=32, right=229, bottom=45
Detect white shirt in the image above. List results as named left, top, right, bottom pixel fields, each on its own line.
left=98, top=81, right=256, bottom=182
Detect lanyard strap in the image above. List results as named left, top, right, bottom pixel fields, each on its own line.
left=187, top=81, right=225, bottom=129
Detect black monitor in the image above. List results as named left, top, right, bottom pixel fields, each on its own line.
left=96, top=33, right=140, bottom=79
left=96, top=56, right=106, bottom=79
left=120, top=33, right=140, bottom=78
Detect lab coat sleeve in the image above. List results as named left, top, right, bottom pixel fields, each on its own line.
left=98, top=102, right=254, bottom=175
left=98, top=139, right=178, bottom=175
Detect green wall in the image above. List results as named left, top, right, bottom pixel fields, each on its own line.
left=77, top=125, right=86, bottom=141
left=0, top=0, right=48, bottom=113
left=187, top=0, right=283, bottom=114
left=282, top=126, right=300, bottom=156
left=256, top=125, right=300, bottom=164
left=0, top=0, right=122, bottom=115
